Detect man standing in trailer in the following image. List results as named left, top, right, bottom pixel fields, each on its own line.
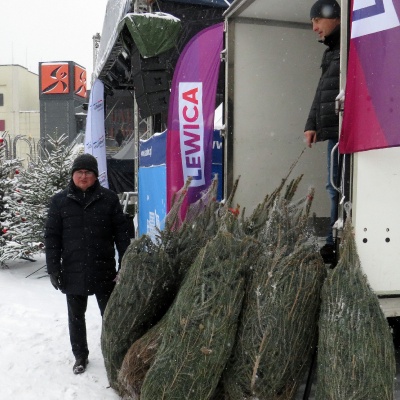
left=304, top=0, right=341, bottom=264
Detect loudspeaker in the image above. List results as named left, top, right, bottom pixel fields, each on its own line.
left=133, top=70, right=169, bottom=97
left=136, top=91, right=170, bottom=118
left=131, top=49, right=171, bottom=74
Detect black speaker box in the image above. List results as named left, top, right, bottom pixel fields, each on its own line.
left=136, top=91, right=170, bottom=118
left=133, top=70, right=169, bottom=97
left=131, top=49, right=170, bottom=74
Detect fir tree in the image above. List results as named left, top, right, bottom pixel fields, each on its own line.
left=0, top=135, right=22, bottom=266
left=0, top=135, right=79, bottom=264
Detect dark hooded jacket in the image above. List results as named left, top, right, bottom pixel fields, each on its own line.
left=304, top=25, right=340, bottom=141
left=44, top=180, right=130, bottom=295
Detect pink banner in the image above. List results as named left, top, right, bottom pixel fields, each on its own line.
left=166, top=23, right=224, bottom=218
left=340, top=0, right=400, bottom=153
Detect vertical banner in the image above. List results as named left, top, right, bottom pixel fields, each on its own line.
left=166, top=22, right=224, bottom=218
left=84, top=79, right=109, bottom=188
left=340, top=0, right=400, bottom=153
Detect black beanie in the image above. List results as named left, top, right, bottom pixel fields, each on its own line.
left=71, top=154, right=99, bottom=177
left=310, top=0, right=340, bottom=19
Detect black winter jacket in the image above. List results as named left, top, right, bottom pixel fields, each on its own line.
left=304, top=26, right=340, bottom=142
left=44, top=180, right=130, bottom=295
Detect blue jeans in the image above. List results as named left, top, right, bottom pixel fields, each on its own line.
left=326, top=139, right=339, bottom=245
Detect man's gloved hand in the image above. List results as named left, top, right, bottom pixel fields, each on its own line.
left=49, top=271, right=62, bottom=291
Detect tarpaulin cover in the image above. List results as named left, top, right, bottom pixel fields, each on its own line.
left=118, top=12, right=181, bottom=58
left=107, top=159, right=135, bottom=194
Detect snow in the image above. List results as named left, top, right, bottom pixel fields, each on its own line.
left=128, top=12, right=181, bottom=22
left=0, top=255, right=119, bottom=400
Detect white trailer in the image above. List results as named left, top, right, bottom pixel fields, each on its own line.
left=223, top=0, right=400, bottom=315
left=223, top=0, right=331, bottom=233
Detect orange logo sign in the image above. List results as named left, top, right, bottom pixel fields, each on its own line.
left=75, top=65, right=87, bottom=98
left=41, top=63, right=69, bottom=94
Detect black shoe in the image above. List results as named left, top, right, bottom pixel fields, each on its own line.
left=320, top=243, right=336, bottom=265
left=73, top=358, right=89, bottom=374
left=388, top=317, right=400, bottom=349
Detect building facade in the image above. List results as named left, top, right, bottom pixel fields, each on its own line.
left=0, top=65, right=40, bottom=162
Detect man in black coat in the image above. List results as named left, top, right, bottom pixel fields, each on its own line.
left=304, top=0, right=341, bottom=265
left=45, top=153, right=130, bottom=374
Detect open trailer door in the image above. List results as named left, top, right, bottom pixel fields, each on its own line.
left=224, top=0, right=333, bottom=235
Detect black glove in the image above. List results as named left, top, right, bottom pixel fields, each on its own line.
left=49, top=271, right=62, bottom=291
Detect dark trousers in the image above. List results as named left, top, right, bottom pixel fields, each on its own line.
left=66, top=291, right=112, bottom=359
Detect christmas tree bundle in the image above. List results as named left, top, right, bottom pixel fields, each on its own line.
left=102, top=179, right=221, bottom=392
left=101, top=235, right=175, bottom=391
left=223, top=188, right=325, bottom=400
left=223, top=244, right=324, bottom=399
left=140, top=230, right=257, bottom=400
left=316, top=219, right=396, bottom=400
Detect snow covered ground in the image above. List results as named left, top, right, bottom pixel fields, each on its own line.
left=2, top=254, right=400, bottom=400
left=0, top=254, right=119, bottom=400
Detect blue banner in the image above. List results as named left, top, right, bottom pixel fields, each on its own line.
left=212, top=129, right=223, bottom=201
left=140, top=130, right=167, bottom=167
left=138, top=131, right=167, bottom=241
left=138, top=167, right=166, bottom=242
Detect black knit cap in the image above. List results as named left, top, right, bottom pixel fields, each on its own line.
left=71, top=154, right=99, bottom=177
left=310, top=0, right=341, bottom=19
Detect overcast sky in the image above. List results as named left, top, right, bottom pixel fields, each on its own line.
left=0, top=0, right=109, bottom=87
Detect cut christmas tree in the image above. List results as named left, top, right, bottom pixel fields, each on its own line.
left=101, top=235, right=175, bottom=392
left=140, top=229, right=258, bottom=400
left=223, top=187, right=325, bottom=400
left=316, top=217, right=396, bottom=400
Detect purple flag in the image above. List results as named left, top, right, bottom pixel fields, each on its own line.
left=340, top=0, right=400, bottom=153
left=166, top=23, right=224, bottom=219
